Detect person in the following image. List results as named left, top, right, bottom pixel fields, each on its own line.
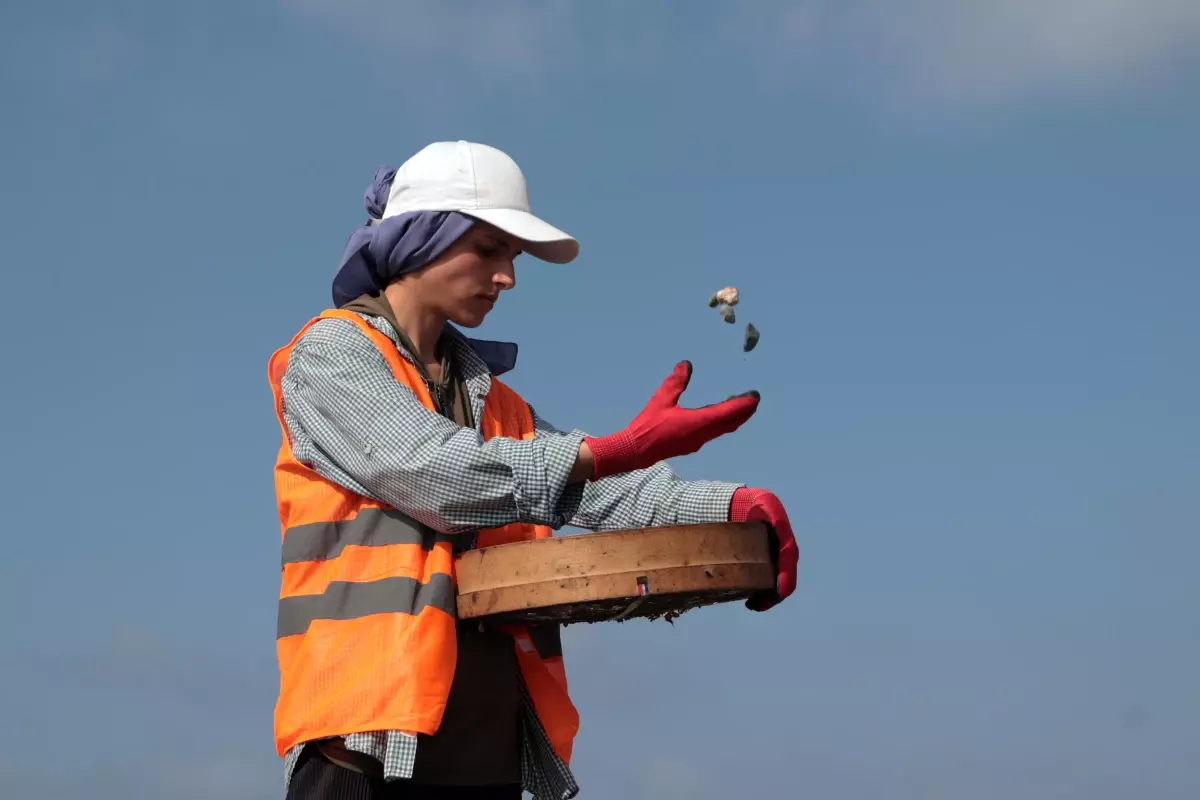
left=265, top=140, right=799, bottom=800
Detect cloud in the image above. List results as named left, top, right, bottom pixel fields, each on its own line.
left=282, top=1, right=1200, bottom=113
left=280, top=0, right=579, bottom=86
left=724, top=0, right=1200, bottom=109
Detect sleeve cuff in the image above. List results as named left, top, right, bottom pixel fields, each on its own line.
left=509, top=427, right=588, bottom=528
left=670, top=480, right=745, bottom=526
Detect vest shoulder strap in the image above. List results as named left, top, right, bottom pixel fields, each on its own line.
left=315, top=309, right=437, bottom=411
left=479, top=376, right=535, bottom=441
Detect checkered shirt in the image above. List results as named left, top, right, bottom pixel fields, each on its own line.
left=276, top=311, right=742, bottom=798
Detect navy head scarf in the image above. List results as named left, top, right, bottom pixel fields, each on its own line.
left=329, top=165, right=518, bottom=375
left=331, top=165, right=477, bottom=307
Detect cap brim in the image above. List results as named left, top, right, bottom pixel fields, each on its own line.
left=462, top=207, right=579, bottom=264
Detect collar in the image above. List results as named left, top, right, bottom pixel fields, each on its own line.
left=442, top=325, right=518, bottom=377
left=338, top=293, right=519, bottom=377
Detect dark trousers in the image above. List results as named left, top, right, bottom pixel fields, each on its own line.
left=285, top=746, right=523, bottom=800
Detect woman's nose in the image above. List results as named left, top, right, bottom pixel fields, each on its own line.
left=494, top=261, right=516, bottom=290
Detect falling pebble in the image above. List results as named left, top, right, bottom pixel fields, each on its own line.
left=714, top=287, right=740, bottom=306
left=707, top=293, right=720, bottom=308
left=719, top=306, right=736, bottom=324
left=743, top=323, right=759, bottom=352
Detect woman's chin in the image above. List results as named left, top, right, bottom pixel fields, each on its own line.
left=449, top=311, right=487, bottom=329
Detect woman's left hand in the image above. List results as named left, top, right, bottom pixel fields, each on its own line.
left=729, top=487, right=798, bottom=611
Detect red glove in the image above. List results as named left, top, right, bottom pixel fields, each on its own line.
left=730, top=487, right=798, bottom=611
left=585, top=361, right=760, bottom=480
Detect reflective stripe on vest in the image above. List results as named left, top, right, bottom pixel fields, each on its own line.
left=278, top=507, right=458, bottom=637
left=266, top=309, right=579, bottom=764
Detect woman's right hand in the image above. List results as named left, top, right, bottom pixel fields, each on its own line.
left=583, top=360, right=760, bottom=480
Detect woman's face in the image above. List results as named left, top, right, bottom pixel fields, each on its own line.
left=408, top=223, right=522, bottom=328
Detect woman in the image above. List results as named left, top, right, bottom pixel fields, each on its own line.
left=266, top=140, right=798, bottom=800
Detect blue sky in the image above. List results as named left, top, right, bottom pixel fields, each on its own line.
left=2, top=1, right=1198, bottom=797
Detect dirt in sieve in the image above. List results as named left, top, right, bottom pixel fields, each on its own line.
left=474, top=588, right=755, bottom=627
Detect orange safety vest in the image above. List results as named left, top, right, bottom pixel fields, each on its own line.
left=265, top=308, right=579, bottom=763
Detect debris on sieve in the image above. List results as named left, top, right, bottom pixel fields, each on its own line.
left=719, top=305, right=737, bottom=324
left=743, top=323, right=760, bottom=352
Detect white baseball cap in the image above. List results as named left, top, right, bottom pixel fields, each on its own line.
left=382, top=140, right=579, bottom=264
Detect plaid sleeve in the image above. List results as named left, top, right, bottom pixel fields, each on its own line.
left=279, top=318, right=587, bottom=533
left=528, top=404, right=743, bottom=531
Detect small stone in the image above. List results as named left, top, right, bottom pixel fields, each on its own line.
left=719, top=306, right=736, bottom=324
left=707, top=293, right=720, bottom=308
left=743, top=323, right=759, bottom=352
left=714, top=287, right=740, bottom=306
